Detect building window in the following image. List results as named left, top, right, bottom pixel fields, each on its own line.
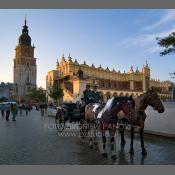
left=26, top=62, right=30, bottom=68
left=26, top=76, right=30, bottom=84
left=105, top=82, right=108, bottom=88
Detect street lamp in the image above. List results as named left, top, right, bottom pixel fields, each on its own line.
left=169, top=72, right=175, bottom=101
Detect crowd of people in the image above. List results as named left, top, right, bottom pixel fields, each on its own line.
left=0, top=102, right=35, bottom=121
left=0, top=84, right=103, bottom=121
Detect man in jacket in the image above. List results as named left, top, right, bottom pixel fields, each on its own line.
left=91, top=85, right=102, bottom=103
left=83, top=84, right=93, bottom=105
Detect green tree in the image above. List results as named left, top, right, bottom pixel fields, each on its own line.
left=48, top=84, right=63, bottom=105
left=157, top=32, right=175, bottom=78
left=28, top=87, right=46, bottom=103
left=157, top=32, right=175, bottom=56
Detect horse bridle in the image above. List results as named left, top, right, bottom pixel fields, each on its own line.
left=147, top=93, right=158, bottom=111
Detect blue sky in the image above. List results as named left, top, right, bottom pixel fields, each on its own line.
left=0, top=9, right=175, bottom=88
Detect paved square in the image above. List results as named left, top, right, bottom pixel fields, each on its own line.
left=0, top=110, right=174, bottom=165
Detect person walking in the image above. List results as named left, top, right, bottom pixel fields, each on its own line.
left=40, top=103, right=45, bottom=116
left=0, top=103, right=5, bottom=117
left=19, top=104, right=23, bottom=115
left=16, top=103, right=19, bottom=115
left=44, top=103, right=48, bottom=114
left=12, top=104, right=17, bottom=121
left=5, top=103, right=11, bottom=121
left=25, top=104, right=29, bottom=116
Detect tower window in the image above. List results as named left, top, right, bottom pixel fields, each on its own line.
left=26, top=62, right=30, bottom=68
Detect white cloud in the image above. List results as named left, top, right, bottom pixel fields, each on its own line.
left=146, top=45, right=161, bottom=54
left=143, top=26, right=175, bottom=42
left=117, top=26, right=175, bottom=54
left=144, top=9, right=175, bottom=31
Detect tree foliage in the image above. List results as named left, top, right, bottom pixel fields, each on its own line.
left=27, top=87, right=46, bottom=103
left=48, top=84, right=63, bottom=103
left=157, top=32, right=175, bottom=56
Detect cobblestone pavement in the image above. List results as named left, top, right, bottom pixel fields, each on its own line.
left=0, top=110, right=174, bottom=165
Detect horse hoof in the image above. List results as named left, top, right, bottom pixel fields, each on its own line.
left=90, top=145, right=93, bottom=149
left=94, top=142, right=98, bottom=146
left=102, top=152, right=107, bottom=157
left=111, top=154, right=116, bottom=160
left=142, top=149, right=147, bottom=156
left=129, top=149, right=134, bottom=155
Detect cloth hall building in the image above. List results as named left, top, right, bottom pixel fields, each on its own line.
left=46, top=55, right=173, bottom=103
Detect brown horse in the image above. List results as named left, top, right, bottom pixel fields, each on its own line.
left=84, top=96, right=135, bottom=159
left=120, top=89, right=165, bottom=156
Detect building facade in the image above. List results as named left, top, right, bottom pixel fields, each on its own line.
left=0, top=82, right=14, bottom=101
left=46, top=54, right=173, bottom=103
left=13, top=18, right=37, bottom=102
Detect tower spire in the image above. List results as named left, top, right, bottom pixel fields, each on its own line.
left=25, top=15, right=27, bottom=26
left=18, top=17, right=31, bottom=46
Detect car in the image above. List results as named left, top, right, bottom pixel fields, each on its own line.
left=0, top=102, right=18, bottom=108
left=47, top=105, right=58, bottom=117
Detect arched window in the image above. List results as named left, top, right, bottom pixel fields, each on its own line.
left=26, top=62, right=30, bottom=68
left=26, top=76, right=30, bottom=83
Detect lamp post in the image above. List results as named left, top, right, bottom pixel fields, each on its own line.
left=169, top=72, right=175, bottom=101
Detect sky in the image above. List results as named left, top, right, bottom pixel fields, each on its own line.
left=0, top=9, right=175, bottom=88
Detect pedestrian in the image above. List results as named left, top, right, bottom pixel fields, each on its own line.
left=19, top=104, right=23, bottom=115
left=11, top=104, right=17, bottom=121
left=0, top=103, right=5, bottom=117
left=5, top=103, right=11, bottom=121
left=25, top=104, right=29, bottom=116
left=28, top=104, right=31, bottom=112
left=36, top=104, right=39, bottom=111
left=40, top=103, right=44, bottom=116
left=44, top=103, right=47, bottom=114
left=16, top=103, right=18, bottom=115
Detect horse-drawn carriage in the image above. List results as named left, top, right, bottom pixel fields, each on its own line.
left=55, top=89, right=165, bottom=159
left=55, top=102, right=85, bottom=132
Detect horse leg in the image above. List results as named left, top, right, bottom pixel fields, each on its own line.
left=89, top=137, right=93, bottom=149
left=139, top=128, right=147, bottom=156
left=93, top=122, right=98, bottom=148
left=129, top=126, right=135, bottom=155
left=109, top=128, right=116, bottom=160
left=88, top=123, right=93, bottom=149
left=102, top=129, right=107, bottom=157
left=120, top=129, right=126, bottom=146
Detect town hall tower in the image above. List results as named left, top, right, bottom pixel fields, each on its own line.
left=13, top=18, right=37, bottom=101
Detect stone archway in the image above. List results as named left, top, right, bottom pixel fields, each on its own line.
left=125, top=93, right=129, bottom=97
left=105, top=91, right=111, bottom=98
left=99, top=91, right=104, bottom=101
left=113, top=92, right=118, bottom=97
left=119, top=92, right=124, bottom=96
left=103, top=91, right=111, bottom=102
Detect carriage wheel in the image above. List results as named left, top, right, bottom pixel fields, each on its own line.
left=55, top=111, right=65, bottom=132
